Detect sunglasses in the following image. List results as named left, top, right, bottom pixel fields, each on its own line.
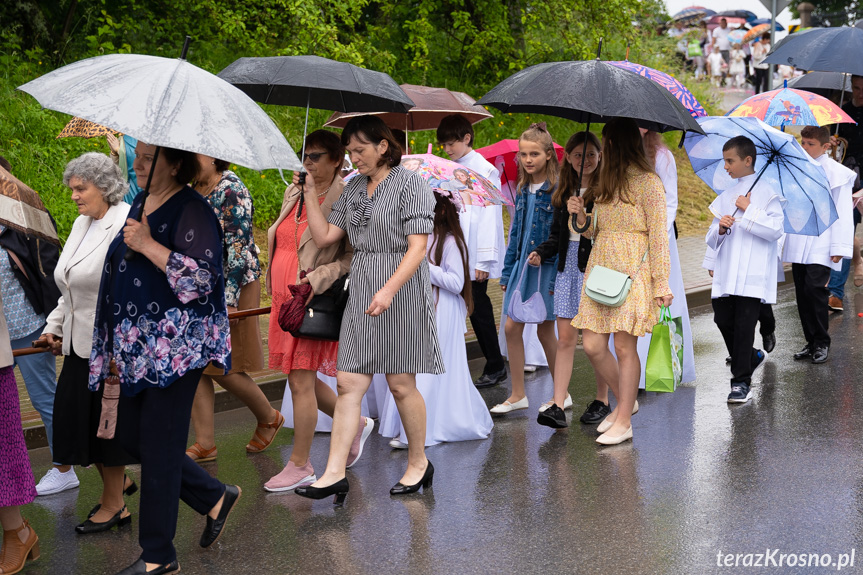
left=303, top=152, right=326, bottom=162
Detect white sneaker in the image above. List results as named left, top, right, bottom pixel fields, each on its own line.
left=388, top=439, right=408, bottom=449
left=490, top=396, right=529, bottom=414
left=538, top=394, right=573, bottom=413
left=35, top=467, right=80, bottom=496
left=523, top=365, right=538, bottom=373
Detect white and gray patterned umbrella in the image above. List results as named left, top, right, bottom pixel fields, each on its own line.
left=18, top=52, right=301, bottom=172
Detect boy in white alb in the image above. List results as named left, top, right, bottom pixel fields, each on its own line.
left=437, top=114, right=507, bottom=388
left=706, top=136, right=784, bottom=403
left=783, top=125, right=855, bottom=364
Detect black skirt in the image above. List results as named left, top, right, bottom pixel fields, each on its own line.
left=52, top=349, right=136, bottom=467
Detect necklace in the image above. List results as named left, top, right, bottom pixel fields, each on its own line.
left=294, top=180, right=333, bottom=224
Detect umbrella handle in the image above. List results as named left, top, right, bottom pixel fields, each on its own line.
left=124, top=146, right=161, bottom=261
left=569, top=117, right=592, bottom=231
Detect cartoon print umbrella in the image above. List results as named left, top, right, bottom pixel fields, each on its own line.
left=399, top=154, right=512, bottom=210
left=684, top=116, right=837, bottom=236
left=727, top=29, right=748, bottom=45
left=726, top=83, right=856, bottom=128
left=606, top=60, right=707, bottom=118
left=475, top=139, right=565, bottom=205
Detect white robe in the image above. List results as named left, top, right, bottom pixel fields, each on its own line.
left=782, top=154, right=855, bottom=269
left=376, top=235, right=493, bottom=446
left=611, top=148, right=696, bottom=386
left=706, top=173, right=785, bottom=304
left=456, top=150, right=506, bottom=280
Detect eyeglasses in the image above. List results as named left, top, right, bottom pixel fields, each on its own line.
left=303, top=152, right=325, bottom=162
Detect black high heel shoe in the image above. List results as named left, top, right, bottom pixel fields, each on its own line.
left=390, top=461, right=434, bottom=495
left=76, top=506, right=132, bottom=534
left=294, top=478, right=349, bottom=506
left=88, top=475, right=138, bottom=518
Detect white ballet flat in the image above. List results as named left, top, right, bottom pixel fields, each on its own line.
left=596, top=426, right=633, bottom=445
left=388, top=439, right=408, bottom=449
left=632, top=399, right=639, bottom=415
left=596, top=400, right=638, bottom=432
left=490, top=397, right=529, bottom=414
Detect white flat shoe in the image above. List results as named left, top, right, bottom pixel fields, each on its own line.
left=538, top=394, right=573, bottom=413
left=490, top=397, right=529, bottom=414
left=523, top=365, right=538, bottom=373
left=596, top=426, right=633, bottom=445
left=632, top=399, right=639, bottom=415
left=596, top=416, right=614, bottom=433
left=388, top=439, right=408, bottom=449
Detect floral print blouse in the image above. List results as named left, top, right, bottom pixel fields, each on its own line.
left=89, top=186, right=231, bottom=395
left=205, top=171, right=261, bottom=307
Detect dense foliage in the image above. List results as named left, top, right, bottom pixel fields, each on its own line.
left=1, top=0, right=721, bottom=241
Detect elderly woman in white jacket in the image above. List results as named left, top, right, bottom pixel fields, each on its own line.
left=35, top=153, right=135, bottom=534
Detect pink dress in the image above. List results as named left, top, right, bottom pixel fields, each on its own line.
left=268, top=198, right=339, bottom=376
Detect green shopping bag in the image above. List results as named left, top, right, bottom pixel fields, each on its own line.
left=645, top=306, right=684, bottom=393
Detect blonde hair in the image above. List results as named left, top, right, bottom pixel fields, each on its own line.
left=516, top=122, right=560, bottom=191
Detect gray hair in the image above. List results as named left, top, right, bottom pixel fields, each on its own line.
left=63, top=152, right=128, bottom=206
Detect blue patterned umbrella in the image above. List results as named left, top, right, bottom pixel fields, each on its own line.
left=684, top=116, right=837, bottom=236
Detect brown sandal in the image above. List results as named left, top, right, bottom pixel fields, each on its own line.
left=0, top=519, right=39, bottom=574
left=246, top=410, right=285, bottom=453
left=186, top=442, right=218, bottom=463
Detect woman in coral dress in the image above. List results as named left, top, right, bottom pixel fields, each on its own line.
left=570, top=119, right=672, bottom=446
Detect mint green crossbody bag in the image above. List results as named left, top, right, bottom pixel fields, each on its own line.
left=583, top=208, right=648, bottom=308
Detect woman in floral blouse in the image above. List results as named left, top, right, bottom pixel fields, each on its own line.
left=90, top=143, right=240, bottom=574
left=184, top=156, right=283, bottom=463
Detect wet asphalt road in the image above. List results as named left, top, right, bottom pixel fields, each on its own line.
left=22, top=286, right=863, bottom=575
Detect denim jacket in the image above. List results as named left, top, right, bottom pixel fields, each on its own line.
left=500, top=180, right=557, bottom=288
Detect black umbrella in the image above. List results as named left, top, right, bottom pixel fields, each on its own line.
left=476, top=42, right=703, bottom=230
left=787, top=71, right=852, bottom=96
left=218, top=55, right=415, bottom=186
left=764, top=26, right=863, bottom=76
left=713, top=9, right=758, bottom=21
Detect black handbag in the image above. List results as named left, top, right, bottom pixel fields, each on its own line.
left=577, top=200, right=594, bottom=273
left=289, top=274, right=350, bottom=342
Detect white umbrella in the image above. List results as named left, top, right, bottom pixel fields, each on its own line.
left=18, top=52, right=301, bottom=172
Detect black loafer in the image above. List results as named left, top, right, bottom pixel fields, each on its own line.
left=811, top=346, right=829, bottom=364
left=474, top=368, right=507, bottom=388
left=537, top=404, right=568, bottom=428
left=579, top=400, right=610, bottom=424
left=793, top=344, right=812, bottom=360
left=762, top=332, right=776, bottom=354
left=200, top=484, right=241, bottom=548
left=115, top=559, right=179, bottom=575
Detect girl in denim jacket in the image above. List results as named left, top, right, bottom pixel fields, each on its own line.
left=491, top=123, right=560, bottom=415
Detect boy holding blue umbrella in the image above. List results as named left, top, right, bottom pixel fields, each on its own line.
left=706, top=136, right=784, bottom=403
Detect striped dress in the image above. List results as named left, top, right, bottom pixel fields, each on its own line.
left=328, top=165, right=444, bottom=375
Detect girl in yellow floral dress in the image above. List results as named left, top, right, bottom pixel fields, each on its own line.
left=570, top=119, right=672, bottom=445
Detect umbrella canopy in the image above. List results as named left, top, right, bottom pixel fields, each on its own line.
left=323, top=84, right=491, bottom=131
left=742, top=24, right=771, bottom=44
left=19, top=53, right=301, bottom=171
left=787, top=71, right=852, bottom=95
left=765, top=26, right=863, bottom=76
left=684, top=116, right=837, bottom=236
left=671, top=6, right=715, bottom=25
left=475, top=139, right=565, bottom=192
left=607, top=61, right=707, bottom=119
left=399, top=154, right=511, bottom=210
left=704, top=16, right=747, bottom=29
left=727, top=85, right=856, bottom=127
left=713, top=9, right=758, bottom=21
left=749, top=18, right=785, bottom=30
left=57, top=117, right=115, bottom=139
left=0, top=166, right=60, bottom=246
left=476, top=59, right=703, bottom=134
left=217, top=55, right=414, bottom=113
left=727, top=29, right=748, bottom=45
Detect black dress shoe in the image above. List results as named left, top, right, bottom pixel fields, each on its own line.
left=793, top=344, right=812, bottom=360
left=762, top=332, right=776, bottom=354
left=579, top=399, right=610, bottom=424
left=89, top=477, right=137, bottom=518
left=390, top=461, right=434, bottom=495
left=115, top=558, right=180, bottom=575
left=199, top=484, right=241, bottom=548
left=811, top=346, right=829, bottom=364
left=76, top=506, right=131, bottom=534
left=537, top=404, right=568, bottom=428
left=474, top=368, right=507, bottom=388
left=295, top=477, right=349, bottom=506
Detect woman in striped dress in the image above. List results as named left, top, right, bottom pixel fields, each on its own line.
left=294, top=115, right=443, bottom=504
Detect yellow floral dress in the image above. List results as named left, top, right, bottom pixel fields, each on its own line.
left=572, top=168, right=671, bottom=337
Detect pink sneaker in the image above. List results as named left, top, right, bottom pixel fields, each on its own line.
left=347, top=417, right=374, bottom=468
left=263, top=461, right=316, bottom=492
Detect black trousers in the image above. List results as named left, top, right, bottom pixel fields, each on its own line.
left=792, top=263, right=831, bottom=348
left=469, top=279, right=505, bottom=374
left=753, top=68, right=770, bottom=94
left=713, top=296, right=763, bottom=384
left=118, top=367, right=225, bottom=564
left=758, top=303, right=775, bottom=337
